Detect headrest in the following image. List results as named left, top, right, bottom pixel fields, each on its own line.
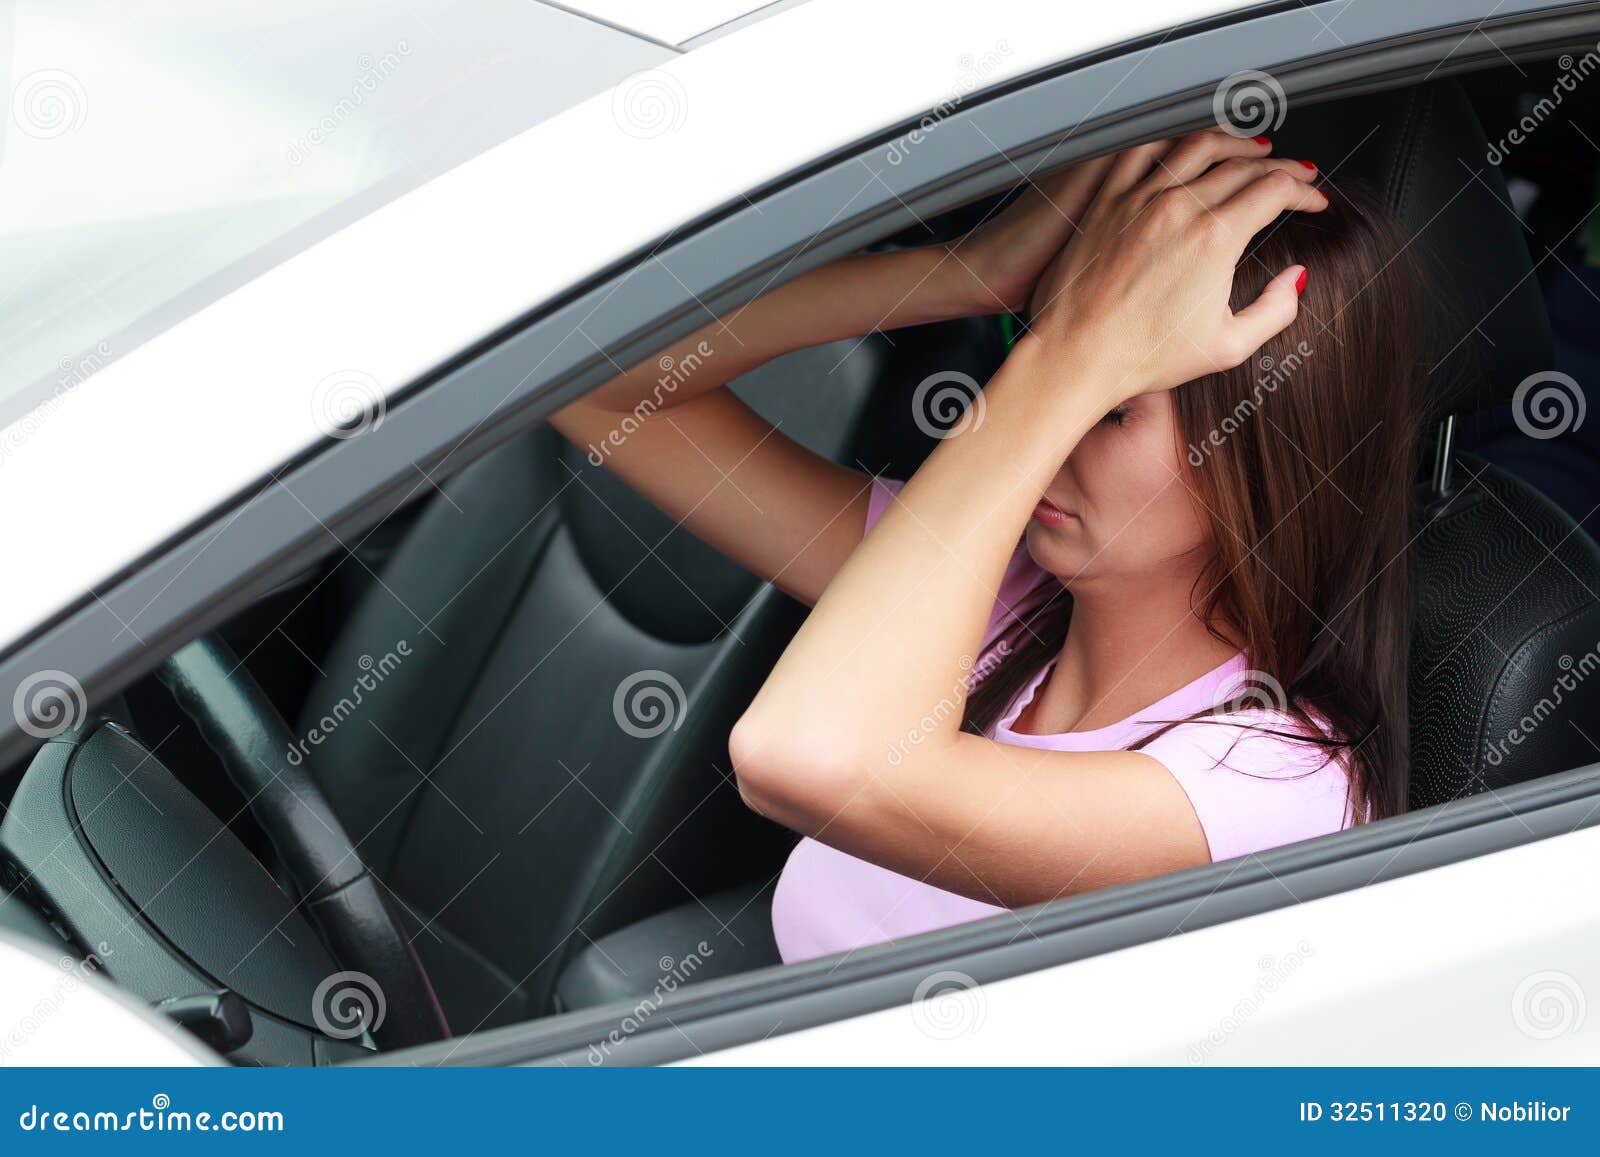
left=1272, top=81, right=1552, bottom=419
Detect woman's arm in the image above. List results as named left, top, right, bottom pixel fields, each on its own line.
left=548, top=144, right=1151, bottom=605
left=551, top=247, right=995, bottom=606
left=730, top=137, right=1325, bottom=905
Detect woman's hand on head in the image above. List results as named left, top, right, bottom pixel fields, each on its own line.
left=954, top=130, right=1276, bottom=316
left=1026, top=130, right=1326, bottom=408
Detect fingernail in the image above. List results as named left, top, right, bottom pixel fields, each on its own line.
left=1298, top=159, right=1317, bottom=171
left=1252, top=135, right=1271, bottom=146
left=1294, top=268, right=1309, bottom=295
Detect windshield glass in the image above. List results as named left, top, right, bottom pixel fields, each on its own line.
left=0, top=0, right=670, bottom=424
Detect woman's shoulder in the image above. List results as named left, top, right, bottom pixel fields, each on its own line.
left=1144, top=706, right=1349, bottom=779
left=1138, top=705, right=1357, bottom=862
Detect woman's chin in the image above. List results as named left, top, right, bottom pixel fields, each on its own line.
left=1024, top=524, right=1088, bottom=583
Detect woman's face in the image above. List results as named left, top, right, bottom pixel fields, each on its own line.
left=1025, top=390, right=1214, bottom=589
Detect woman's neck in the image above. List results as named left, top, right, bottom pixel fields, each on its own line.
left=1010, top=571, right=1239, bottom=736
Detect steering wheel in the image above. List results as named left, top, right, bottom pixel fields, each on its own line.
left=157, top=635, right=449, bottom=1049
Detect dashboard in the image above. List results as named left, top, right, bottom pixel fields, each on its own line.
left=0, top=717, right=372, bottom=1065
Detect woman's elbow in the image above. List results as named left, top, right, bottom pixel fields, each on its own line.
left=728, top=710, right=863, bottom=828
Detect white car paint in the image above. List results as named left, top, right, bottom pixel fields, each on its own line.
left=4, top=0, right=1593, bottom=1072
left=563, top=0, right=806, bottom=46
left=0, top=1, right=669, bottom=413
left=688, top=826, right=1600, bottom=1064
left=0, top=0, right=1255, bottom=652
left=0, top=933, right=214, bottom=1066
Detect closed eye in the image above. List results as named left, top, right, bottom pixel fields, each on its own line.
left=1100, top=406, right=1130, bottom=427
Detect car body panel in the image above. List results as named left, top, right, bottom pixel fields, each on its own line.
left=0, top=933, right=214, bottom=1066
left=3, top=0, right=1599, bottom=1068
left=0, top=0, right=672, bottom=428
left=686, top=826, right=1600, bottom=1064
left=558, top=0, right=810, bottom=47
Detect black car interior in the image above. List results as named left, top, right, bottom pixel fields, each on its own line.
left=3, top=70, right=1600, bottom=1064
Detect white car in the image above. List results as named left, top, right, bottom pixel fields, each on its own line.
left=1, top=0, right=1598, bottom=1066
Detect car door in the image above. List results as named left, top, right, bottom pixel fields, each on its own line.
left=3, top=0, right=1598, bottom=1066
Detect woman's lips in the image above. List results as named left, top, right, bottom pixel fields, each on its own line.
left=1031, top=498, right=1075, bottom=527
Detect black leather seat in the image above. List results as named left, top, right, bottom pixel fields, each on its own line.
left=299, top=340, right=890, bottom=1031
left=307, top=80, right=1600, bottom=1024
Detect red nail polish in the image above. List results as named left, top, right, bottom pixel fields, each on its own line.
left=1294, top=269, right=1308, bottom=295
left=1298, top=159, right=1317, bottom=171
left=1252, top=135, right=1271, bottom=146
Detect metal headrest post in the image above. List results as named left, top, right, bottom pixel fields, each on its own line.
left=1430, top=414, right=1457, bottom=501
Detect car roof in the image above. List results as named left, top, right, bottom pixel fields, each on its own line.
left=556, top=0, right=814, bottom=48
left=0, top=2, right=675, bottom=426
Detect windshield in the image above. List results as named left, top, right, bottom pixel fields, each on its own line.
left=0, top=0, right=670, bottom=425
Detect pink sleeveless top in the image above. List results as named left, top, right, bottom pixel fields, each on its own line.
left=770, top=479, right=1355, bottom=964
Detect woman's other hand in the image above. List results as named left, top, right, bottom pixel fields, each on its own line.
left=956, top=130, right=1271, bottom=316
left=948, top=147, right=1115, bottom=314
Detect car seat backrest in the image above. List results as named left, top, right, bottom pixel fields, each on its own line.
left=299, top=339, right=884, bottom=1026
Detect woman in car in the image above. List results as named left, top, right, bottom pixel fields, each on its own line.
left=552, top=129, right=1422, bottom=962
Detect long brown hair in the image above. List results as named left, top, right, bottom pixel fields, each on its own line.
left=962, top=182, right=1424, bottom=823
